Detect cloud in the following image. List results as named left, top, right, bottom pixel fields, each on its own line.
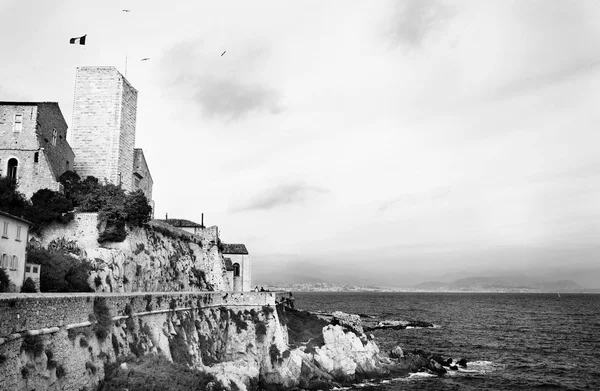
left=486, top=57, right=600, bottom=101
left=386, top=0, right=456, bottom=48
left=162, top=40, right=283, bottom=120
left=379, top=187, right=451, bottom=212
left=231, top=182, right=328, bottom=212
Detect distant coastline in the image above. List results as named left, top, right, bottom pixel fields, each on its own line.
left=263, top=279, right=600, bottom=294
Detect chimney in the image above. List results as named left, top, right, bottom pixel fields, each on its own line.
left=165, top=213, right=168, bottom=220
left=201, top=213, right=204, bottom=227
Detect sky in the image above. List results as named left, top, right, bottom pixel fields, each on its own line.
left=1, top=0, right=599, bottom=287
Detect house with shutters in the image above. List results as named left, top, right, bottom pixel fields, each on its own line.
left=0, top=210, right=34, bottom=291
left=0, top=102, right=75, bottom=198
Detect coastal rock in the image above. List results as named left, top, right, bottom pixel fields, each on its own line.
left=390, top=346, right=404, bottom=359
left=331, top=311, right=364, bottom=335
left=458, top=358, right=468, bottom=368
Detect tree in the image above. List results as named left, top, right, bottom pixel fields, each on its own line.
left=125, top=190, right=153, bottom=227
left=20, top=277, right=37, bottom=293
left=0, top=268, right=12, bottom=292
left=0, top=177, right=29, bottom=217
left=24, top=189, right=73, bottom=232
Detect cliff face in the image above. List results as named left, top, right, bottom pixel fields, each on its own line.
left=35, top=213, right=230, bottom=293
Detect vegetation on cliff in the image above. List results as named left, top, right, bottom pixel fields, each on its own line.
left=98, top=355, right=226, bottom=391
left=0, top=177, right=73, bottom=233
left=26, top=247, right=93, bottom=292
left=59, top=171, right=152, bottom=243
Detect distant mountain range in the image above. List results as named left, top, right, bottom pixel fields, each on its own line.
left=265, top=276, right=593, bottom=293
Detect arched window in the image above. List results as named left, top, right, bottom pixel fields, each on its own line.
left=10, top=255, right=17, bottom=270
left=7, top=158, right=18, bottom=183
left=52, top=129, right=57, bottom=146
left=233, top=263, right=240, bottom=277
left=1, top=254, right=7, bottom=269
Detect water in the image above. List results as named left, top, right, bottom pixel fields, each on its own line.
left=293, top=292, right=600, bottom=390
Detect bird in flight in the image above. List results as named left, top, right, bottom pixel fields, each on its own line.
left=141, top=58, right=150, bottom=61
left=221, top=51, right=226, bottom=56
left=122, top=9, right=131, bottom=12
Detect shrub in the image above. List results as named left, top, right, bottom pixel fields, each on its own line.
left=93, top=297, right=113, bottom=340
left=255, top=321, right=267, bottom=340
left=94, top=276, right=102, bottom=287
left=285, top=308, right=327, bottom=351
left=21, top=335, right=44, bottom=356
left=86, top=361, right=97, bottom=374
left=21, top=367, right=29, bottom=378
left=269, top=344, right=281, bottom=364
left=27, top=248, right=93, bottom=293
left=0, top=354, right=6, bottom=364
left=230, top=310, right=248, bottom=333
left=80, top=338, right=89, bottom=348
left=56, top=364, right=66, bottom=378
left=98, top=355, right=226, bottom=391
left=25, top=189, right=73, bottom=233
left=20, top=277, right=37, bottom=293
left=0, top=268, right=11, bottom=293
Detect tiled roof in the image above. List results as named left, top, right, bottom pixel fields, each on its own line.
left=162, top=219, right=203, bottom=228
left=222, top=243, right=249, bottom=255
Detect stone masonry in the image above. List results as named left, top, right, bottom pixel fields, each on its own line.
left=0, top=102, right=75, bottom=198
left=70, top=66, right=137, bottom=192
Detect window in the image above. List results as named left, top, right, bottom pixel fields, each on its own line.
left=33, top=266, right=38, bottom=273
left=16, top=225, right=21, bottom=241
left=134, top=177, right=141, bottom=188
left=10, top=255, right=17, bottom=270
left=7, top=158, right=18, bottom=183
left=2, top=221, right=8, bottom=238
left=1, top=254, right=7, bottom=269
left=26, top=266, right=31, bottom=273
left=34, top=152, right=39, bottom=163
left=233, top=263, right=240, bottom=277
left=66, top=161, right=69, bottom=171
left=14, top=114, right=22, bottom=132
left=52, top=129, right=57, bottom=146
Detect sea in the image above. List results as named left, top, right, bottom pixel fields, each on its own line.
left=293, top=292, right=600, bottom=391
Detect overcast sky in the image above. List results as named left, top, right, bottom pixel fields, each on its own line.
left=1, top=0, right=599, bottom=287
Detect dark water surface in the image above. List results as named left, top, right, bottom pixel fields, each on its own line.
left=293, top=292, right=600, bottom=391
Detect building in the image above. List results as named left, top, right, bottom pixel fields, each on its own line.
left=222, top=243, right=251, bottom=292
left=0, top=102, right=75, bottom=198
left=0, top=210, right=33, bottom=291
left=133, top=148, right=154, bottom=216
left=162, top=218, right=204, bottom=235
left=70, top=66, right=152, bottom=201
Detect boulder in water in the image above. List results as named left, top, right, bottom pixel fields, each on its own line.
left=458, top=358, right=468, bottom=368
left=389, top=346, right=404, bottom=359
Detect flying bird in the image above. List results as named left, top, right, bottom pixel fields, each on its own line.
left=141, top=58, right=150, bottom=61
left=122, top=9, right=131, bottom=12
left=221, top=51, right=226, bottom=56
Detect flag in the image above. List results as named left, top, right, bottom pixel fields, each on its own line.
left=69, top=35, right=87, bottom=45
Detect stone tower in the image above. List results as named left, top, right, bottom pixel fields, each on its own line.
left=70, top=66, right=137, bottom=192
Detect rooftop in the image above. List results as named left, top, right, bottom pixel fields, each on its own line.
left=222, top=243, right=249, bottom=255
left=0, top=210, right=33, bottom=226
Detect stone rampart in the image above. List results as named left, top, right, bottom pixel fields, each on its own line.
left=0, top=291, right=292, bottom=339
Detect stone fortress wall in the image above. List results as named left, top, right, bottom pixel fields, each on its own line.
left=0, top=291, right=293, bottom=391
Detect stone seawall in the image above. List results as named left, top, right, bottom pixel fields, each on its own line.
left=0, top=291, right=293, bottom=391
left=0, top=291, right=292, bottom=338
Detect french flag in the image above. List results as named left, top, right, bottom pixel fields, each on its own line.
left=69, top=34, right=87, bottom=45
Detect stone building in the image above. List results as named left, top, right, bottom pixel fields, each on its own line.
left=133, top=148, right=153, bottom=201
left=162, top=218, right=204, bottom=235
left=0, top=102, right=75, bottom=198
left=70, top=66, right=152, bottom=201
left=0, top=210, right=33, bottom=291
left=222, top=244, right=252, bottom=292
